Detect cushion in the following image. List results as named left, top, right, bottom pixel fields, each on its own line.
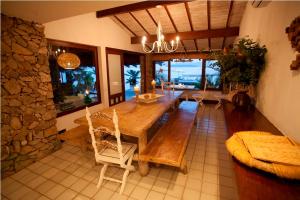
left=226, top=131, right=300, bottom=180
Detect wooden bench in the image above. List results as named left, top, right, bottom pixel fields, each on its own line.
left=139, top=101, right=198, bottom=173
left=58, top=125, right=90, bottom=151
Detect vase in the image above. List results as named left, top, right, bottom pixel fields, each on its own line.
left=232, top=90, right=251, bottom=109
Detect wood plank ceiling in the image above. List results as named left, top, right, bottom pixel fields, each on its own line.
left=100, top=1, right=247, bottom=52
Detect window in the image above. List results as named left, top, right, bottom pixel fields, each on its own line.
left=206, top=60, right=221, bottom=89
left=154, top=61, right=168, bottom=86
left=48, top=39, right=101, bottom=117
left=153, top=59, right=221, bottom=90
left=170, top=59, right=202, bottom=89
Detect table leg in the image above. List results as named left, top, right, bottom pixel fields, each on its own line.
left=180, top=157, right=188, bottom=174
left=138, top=134, right=149, bottom=176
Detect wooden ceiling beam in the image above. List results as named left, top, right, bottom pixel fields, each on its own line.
left=131, top=27, right=239, bottom=44
left=114, top=15, right=152, bottom=50
left=184, top=2, right=198, bottom=51
left=129, top=12, right=150, bottom=35
left=96, top=1, right=191, bottom=18
left=207, top=0, right=211, bottom=49
left=114, top=15, right=137, bottom=36
left=146, top=9, right=157, bottom=27
left=222, top=0, right=234, bottom=49
left=164, top=5, right=187, bottom=52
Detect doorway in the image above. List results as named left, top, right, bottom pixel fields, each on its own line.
left=106, top=48, right=145, bottom=106
left=124, top=53, right=141, bottom=100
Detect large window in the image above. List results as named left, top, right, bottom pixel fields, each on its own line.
left=170, top=59, right=202, bottom=89
left=48, top=39, right=101, bottom=116
left=154, top=61, right=168, bottom=86
left=153, top=59, right=221, bottom=90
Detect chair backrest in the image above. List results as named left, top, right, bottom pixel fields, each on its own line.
left=161, top=80, right=174, bottom=92
left=85, top=107, right=124, bottom=163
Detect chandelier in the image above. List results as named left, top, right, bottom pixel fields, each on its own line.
left=142, top=22, right=179, bottom=53
left=141, top=6, right=180, bottom=53
left=48, top=45, right=80, bottom=70
left=57, top=52, right=80, bottom=70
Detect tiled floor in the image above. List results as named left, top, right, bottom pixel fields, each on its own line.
left=1, top=105, right=238, bottom=200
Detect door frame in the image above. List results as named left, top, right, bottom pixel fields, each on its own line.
left=105, top=47, right=145, bottom=106
left=106, top=47, right=125, bottom=106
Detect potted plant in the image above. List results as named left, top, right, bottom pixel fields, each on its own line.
left=211, top=37, right=267, bottom=108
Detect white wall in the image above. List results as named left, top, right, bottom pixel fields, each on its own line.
left=239, top=2, right=300, bottom=142
left=44, top=12, right=141, bottom=131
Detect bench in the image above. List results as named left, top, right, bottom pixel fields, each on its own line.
left=139, top=101, right=198, bottom=173
left=58, top=125, right=90, bottom=151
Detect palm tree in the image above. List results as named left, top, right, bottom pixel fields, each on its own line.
left=125, top=70, right=140, bottom=86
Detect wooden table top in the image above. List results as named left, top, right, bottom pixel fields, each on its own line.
left=74, top=90, right=183, bottom=138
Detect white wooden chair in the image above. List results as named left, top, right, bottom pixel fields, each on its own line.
left=85, top=107, right=137, bottom=194
left=214, top=83, right=237, bottom=110
left=214, top=93, right=226, bottom=110
left=192, top=79, right=207, bottom=107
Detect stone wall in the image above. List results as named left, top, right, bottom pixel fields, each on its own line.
left=1, top=14, right=60, bottom=177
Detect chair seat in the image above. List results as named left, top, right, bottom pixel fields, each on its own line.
left=96, top=141, right=137, bottom=164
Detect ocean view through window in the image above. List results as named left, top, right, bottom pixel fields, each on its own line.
left=171, top=59, right=202, bottom=89
left=154, top=59, right=221, bottom=90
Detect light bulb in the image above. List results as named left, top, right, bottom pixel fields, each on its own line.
left=161, top=35, right=164, bottom=40
left=142, top=36, right=147, bottom=44
left=171, top=40, right=174, bottom=46
left=176, top=36, right=180, bottom=42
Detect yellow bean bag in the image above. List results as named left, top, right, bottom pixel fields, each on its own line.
left=226, top=131, right=300, bottom=180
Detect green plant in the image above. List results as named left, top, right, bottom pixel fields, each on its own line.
left=73, top=67, right=95, bottom=93
left=84, top=94, right=92, bottom=104
left=125, top=70, right=140, bottom=86
left=193, top=81, right=201, bottom=89
left=211, top=37, right=267, bottom=86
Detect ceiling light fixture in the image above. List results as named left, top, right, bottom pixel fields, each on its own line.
left=57, top=52, right=80, bottom=70
left=141, top=5, right=180, bottom=53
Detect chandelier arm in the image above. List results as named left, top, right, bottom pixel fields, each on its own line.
left=143, top=41, right=157, bottom=53
left=163, top=41, right=178, bottom=53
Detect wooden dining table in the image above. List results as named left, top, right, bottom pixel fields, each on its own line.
left=74, top=90, right=183, bottom=176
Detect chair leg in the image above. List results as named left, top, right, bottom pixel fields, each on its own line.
left=97, top=163, right=108, bottom=188
left=125, top=153, right=135, bottom=171
left=120, top=154, right=135, bottom=194
left=120, top=169, right=129, bottom=194
left=199, top=99, right=204, bottom=107
left=215, top=99, right=221, bottom=110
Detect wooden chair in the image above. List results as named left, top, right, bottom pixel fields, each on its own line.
left=161, top=80, right=175, bottom=92
left=192, top=79, right=207, bottom=107
left=85, top=107, right=137, bottom=194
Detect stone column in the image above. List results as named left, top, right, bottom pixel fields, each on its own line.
left=1, top=14, right=60, bottom=177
